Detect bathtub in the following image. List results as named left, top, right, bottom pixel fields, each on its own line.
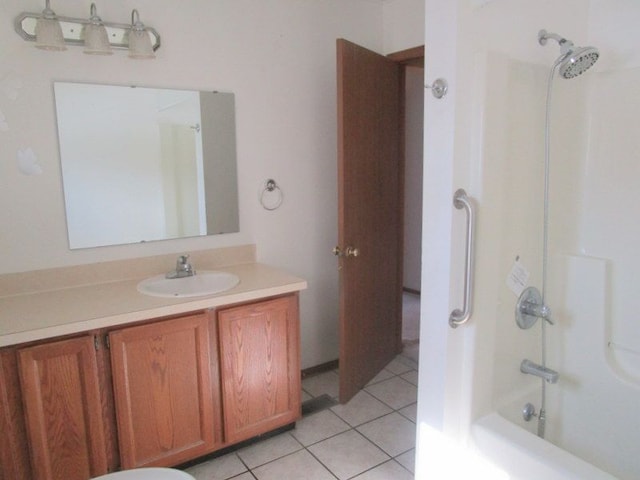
left=468, top=255, right=640, bottom=480
left=471, top=413, right=616, bottom=480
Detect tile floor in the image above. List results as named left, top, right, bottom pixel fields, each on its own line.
left=184, top=354, right=418, bottom=480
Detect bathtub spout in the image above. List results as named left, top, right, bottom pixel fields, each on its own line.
left=520, top=359, right=559, bottom=384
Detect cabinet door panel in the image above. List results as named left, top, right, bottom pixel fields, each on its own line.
left=218, top=295, right=301, bottom=443
left=0, top=349, right=32, bottom=480
left=110, top=313, right=217, bottom=468
left=18, top=336, right=108, bottom=480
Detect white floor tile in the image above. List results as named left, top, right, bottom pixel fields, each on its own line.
left=400, top=370, right=419, bottom=386
left=252, top=450, right=335, bottom=480
left=308, top=430, right=389, bottom=480
left=236, top=432, right=302, bottom=469
left=383, top=357, right=413, bottom=375
left=401, top=344, right=420, bottom=364
left=184, top=453, right=247, bottom=480
left=356, top=413, right=416, bottom=457
left=302, top=371, right=340, bottom=398
left=229, top=474, right=255, bottom=480
left=365, top=368, right=395, bottom=386
left=365, top=376, right=417, bottom=410
left=187, top=349, right=419, bottom=480
left=331, top=390, right=392, bottom=427
left=352, top=460, right=414, bottom=480
left=291, top=409, right=350, bottom=446
left=398, top=402, right=417, bottom=423
left=395, top=449, right=416, bottom=474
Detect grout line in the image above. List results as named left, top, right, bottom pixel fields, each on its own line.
left=302, top=444, right=341, bottom=480
left=232, top=452, right=253, bottom=478
left=190, top=356, right=418, bottom=480
left=392, top=457, right=415, bottom=476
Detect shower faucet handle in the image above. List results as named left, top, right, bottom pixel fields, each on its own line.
left=516, top=286, right=554, bottom=329
left=520, top=300, right=553, bottom=324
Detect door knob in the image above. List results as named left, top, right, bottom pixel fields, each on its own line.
left=333, top=246, right=360, bottom=258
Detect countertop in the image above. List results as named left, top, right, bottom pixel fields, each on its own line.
left=0, top=262, right=307, bottom=348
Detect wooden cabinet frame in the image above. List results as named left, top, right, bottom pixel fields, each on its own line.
left=1, top=293, right=301, bottom=479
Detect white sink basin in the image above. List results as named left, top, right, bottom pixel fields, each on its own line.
left=137, top=271, right=240, bottom=298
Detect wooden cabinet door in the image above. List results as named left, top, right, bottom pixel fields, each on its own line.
left=0, top=349, right=32, bottom=480
left=218, top=295, right=301, bottom=444
left=110, top=313, right=219, bottom=468
left=18, top=336, right=108, bottom=480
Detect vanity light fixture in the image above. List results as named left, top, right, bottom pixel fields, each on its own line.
left=128, top=10, right=155, bottom=59
left=83, top=3, right=112, bottom=55
left=34, top=0, right=66, bottom=51
left=14, top=1, right=161, bottom=58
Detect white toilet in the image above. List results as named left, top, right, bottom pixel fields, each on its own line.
left=91, top=468, right=195, bottom=480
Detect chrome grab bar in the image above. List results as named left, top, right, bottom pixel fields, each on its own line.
left=449, top=189, right=476, bottom=328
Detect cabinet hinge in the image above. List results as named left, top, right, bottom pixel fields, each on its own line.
left=94, top=335, right=110, bottom=350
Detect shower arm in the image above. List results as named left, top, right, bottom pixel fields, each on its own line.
left=539, top=30, right=570, bottom=46
left=538, top=30, right=575, bottom=55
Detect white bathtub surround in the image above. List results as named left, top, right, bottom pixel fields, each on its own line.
left=472, top=414, right=615, bottom=480
left=419, top=1, right=640, bottom=479
left=542, top=254, right=640, bottom=479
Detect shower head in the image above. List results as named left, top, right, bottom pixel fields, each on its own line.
left=557, top=45, right=599, bottom=79
left=538, top=29, right=599, bottom=79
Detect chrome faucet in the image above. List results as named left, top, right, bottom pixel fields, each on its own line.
left=520, top=359, right=559, bottom=384
left=516, top=286, right=554, bottom=329
left=166, top=255, right=195, bottom=279
left=519, top=299, right=553, bottom=324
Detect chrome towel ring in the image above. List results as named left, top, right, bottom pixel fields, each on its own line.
left=260, top=179, right=283, bottom=211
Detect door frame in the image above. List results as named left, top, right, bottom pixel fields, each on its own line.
left=387, top=45, right=425, bottom=355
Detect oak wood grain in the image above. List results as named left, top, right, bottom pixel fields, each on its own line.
left=218, top=295, right=301, bottom=444
left=18, top=336, right=108, bottom=480
left=110, top=312, right=217, bottom=468
left=0, top=348, right=32, bottom=480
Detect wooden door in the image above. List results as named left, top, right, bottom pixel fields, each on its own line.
left=110, top=313, right=219, bottom=468
left=218, top=295, right=301, bottom=444
left=18, top=336, right=108, bottom=480
left=337, top=39, right=403, bottom=403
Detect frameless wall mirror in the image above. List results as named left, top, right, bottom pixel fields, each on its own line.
left=54, top=82, right=239, bottom=249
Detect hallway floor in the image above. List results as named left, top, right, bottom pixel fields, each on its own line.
left=401, top=292, right=420, bottom=363
left=184, top=353, right=418, bottom=480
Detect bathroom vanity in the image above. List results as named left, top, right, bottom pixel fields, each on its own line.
left=0, top=246, right=306, bottom=480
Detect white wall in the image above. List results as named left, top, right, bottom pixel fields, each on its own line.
left=0, top=0, right=423, bottom=369
left=383, top=0, right=425, bottom=54
left=403, top=66, right=423, bottom=291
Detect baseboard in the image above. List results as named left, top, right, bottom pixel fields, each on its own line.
left=301, top=359, right=339, bottom=379
left=403, top=287, right=420, bottom=296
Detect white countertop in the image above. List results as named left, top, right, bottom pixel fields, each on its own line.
left=0, top=263, right=307, bottom=348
